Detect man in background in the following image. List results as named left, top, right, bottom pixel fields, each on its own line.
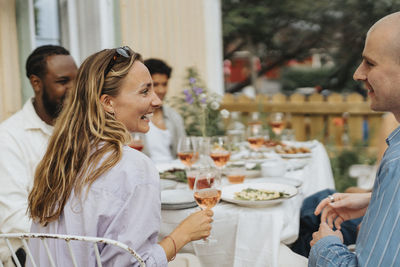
left=142, top=58, right=186, bottom=163
left=0, top=45, right=77, bottom=266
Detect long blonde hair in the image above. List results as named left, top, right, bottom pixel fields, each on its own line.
left=29, top=47, right=142, bottom=225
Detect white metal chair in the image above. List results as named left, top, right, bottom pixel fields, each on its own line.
left=349, top=164, right=377, bottom=190
left=168, top=253, right=202, bottom=267
left=0, top=233, right=145, bottom=267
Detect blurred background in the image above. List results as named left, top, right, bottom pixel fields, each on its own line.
left=1, top=0, right=400, bottom=190
left=2, top=0, right=400, bottom=121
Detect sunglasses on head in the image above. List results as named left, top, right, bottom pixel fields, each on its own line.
left=104, top=46, right=132, bottom=78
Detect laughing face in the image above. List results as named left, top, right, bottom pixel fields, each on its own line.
left=353, top=23, right=400, bottom=117
left=110, top=61, right=162, bottom=133
left=152, top=73, right=169, bottom=101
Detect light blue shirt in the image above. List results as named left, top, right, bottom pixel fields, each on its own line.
left=28, top=146, right=168, bottom=267
left=309, top=126, right=400, bottom=267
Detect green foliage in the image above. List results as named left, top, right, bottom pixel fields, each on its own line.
left=168, top=68, right=226, bottom=137
left=328, top=144, right=376, bottom=192
left=280, top=66, right=336, bottom=91
left=222, top=0, right=400, bottom=91
left=159, top=169, right=187, bottom=183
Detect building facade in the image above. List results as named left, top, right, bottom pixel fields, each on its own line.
left=0, top=0, right=223, bottom=121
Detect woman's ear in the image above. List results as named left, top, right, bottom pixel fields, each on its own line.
left=100, top=94, right=115, bottom=114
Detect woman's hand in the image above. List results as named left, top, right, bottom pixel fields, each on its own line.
left=174, top=209, right=214, bottom=242
left=314, top=192, right=371, bottom=230
left=310, top=222, right=343, bottom=247
left=160, top=209, right=214, bottom=261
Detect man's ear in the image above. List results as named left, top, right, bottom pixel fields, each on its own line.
left=29, top=75, right=42, bottom=94
left=100, top=94, right=115, bottom=114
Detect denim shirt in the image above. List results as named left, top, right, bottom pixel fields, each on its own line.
left=309, top=126, right=400, bottom=267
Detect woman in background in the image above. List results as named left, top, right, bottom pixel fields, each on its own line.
left=28, top=47, right=212, bottom=266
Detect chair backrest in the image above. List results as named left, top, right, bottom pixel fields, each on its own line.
left=0, top=233, right=146, bottom=267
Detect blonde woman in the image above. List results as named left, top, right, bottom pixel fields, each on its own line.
left=28, top=47, right=213, bottom=266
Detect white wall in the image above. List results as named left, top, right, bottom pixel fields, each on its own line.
left=118, top=0, right=224, bottom=98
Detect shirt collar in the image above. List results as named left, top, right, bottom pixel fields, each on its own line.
left=386, top=125, right=400, bottom=146
left=22, top=98, right=53, bottom=136
left=161, top=105, right=170, bottom=119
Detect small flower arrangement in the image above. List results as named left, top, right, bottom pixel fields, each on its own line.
left=169, top=67, right=228, bottom=137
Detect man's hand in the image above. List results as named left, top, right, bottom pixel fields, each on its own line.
left=314, top=192, right=371, bottom=230
left=310, top=222, right=344, bottom=247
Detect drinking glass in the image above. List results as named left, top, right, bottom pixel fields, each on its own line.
left=186, top=169, right=199, bottom=190
left=193, top=168, right=220, bottom=244
left=129, top=133, right=145, bottom=151
left=225, top=163, right=246, bottom=184
left=281, top=129, right=295, bottom=141
left=246, top=124, right=267, bottom=156
left=269, top=112, right=285, bottom=135
left=209, top=136, right=231, bottom=174
left=177, top=136, right=198, bottom=169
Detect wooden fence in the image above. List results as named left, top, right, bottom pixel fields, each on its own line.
left=220, top=93, right=384, bottom=153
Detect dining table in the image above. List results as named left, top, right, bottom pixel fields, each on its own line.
left=157, top=140, right=335, bottom=267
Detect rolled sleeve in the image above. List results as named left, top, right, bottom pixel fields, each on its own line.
left=309, top=236, right=358, bottom=267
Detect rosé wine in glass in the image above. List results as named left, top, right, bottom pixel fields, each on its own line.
left=194, top=188, right=221, bottom=209
left=129, top=143, right=144, bottom=151
left=129, top=133, right=145, bottom=151
left=193, top=169, right=220, bottom=244
left=210, top=136, right=231, bottom=173
left=227, top=174, right=245, bottom=184
left=210, top=152, right=231, bottom=167
left=247, top=137, right=265, bottom=150
left=177, top=137, right=198, bottom=168
left=269, top=112, right=285, bottom=135
left=178, top=152, right=195, bottom=167
left=187, top=170, right=212, bottom=190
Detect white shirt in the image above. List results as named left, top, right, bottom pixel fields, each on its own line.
left=29, top=146, right=167, bottom=266
left=145, top=121, right=174, bottom=164
left=0, top=98, right=53, bottom=264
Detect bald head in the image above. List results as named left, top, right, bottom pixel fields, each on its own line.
left=368, top=12, right=400, bottom=64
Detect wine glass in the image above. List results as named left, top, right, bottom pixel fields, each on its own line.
left=177, top=136, right=197, bottom=169
left=186, top=169, right=199, bottom=190
left=193, top=168, right=220, bottom=244
left=269, top=112, right=285, bottom=135
left=129, top=133, right=145, bottom=151
left=246, top=124, right=267, bottom=157
left=209, top=136, right=231, bottom=175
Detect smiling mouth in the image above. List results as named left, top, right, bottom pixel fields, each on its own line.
left=141, top=113, right=153, bottom=120
left=365, top=83, right=374, bottom=94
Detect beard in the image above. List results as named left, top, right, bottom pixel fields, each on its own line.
left=42, top=86, right=64, bottom=119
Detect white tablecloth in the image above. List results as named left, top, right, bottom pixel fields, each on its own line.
left=159, top=141, right=335, bottom=267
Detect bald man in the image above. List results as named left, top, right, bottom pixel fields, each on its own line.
left=309, top=12, right=400, bottom=266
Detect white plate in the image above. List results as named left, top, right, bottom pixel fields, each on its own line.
left=221, top=182, right=298, bottom=208
left=251, top=177, right=303, bottom=188
left=285, top=159, right=309, bottom=171
left=283, top=140, right=318, bottom=149
left=245, top=169, right=262, bottom=178
left=156, top=161, right=185, bottom=172
left=279, top=153, right=312, bottom=159
left=161, top=189, right=195, bottom=205
left=160, top=179, right=178, bottom=190
left=162, top=202, right=197, bottom=210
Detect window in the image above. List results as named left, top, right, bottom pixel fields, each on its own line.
left=34, top=0, right=60, bottom=46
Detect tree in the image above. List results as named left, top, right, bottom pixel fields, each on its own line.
left=222, top=0, right=400, bottom=93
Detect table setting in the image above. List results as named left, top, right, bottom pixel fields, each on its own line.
left=157, top=136, right=335, bottom=267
